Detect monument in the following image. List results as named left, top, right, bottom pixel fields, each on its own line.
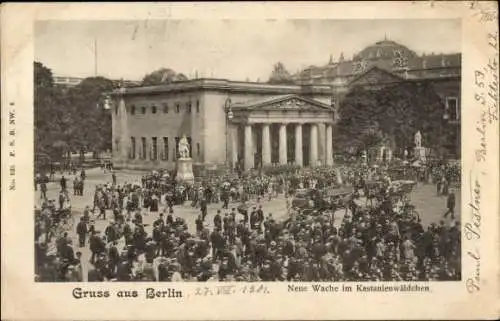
left=176, top=135, right=195, bottom=184
left=414, top=130, right=427, bottom=162
left=361, top=150, right=368, bottom=166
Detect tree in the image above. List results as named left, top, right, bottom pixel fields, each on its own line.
left=35, top=62, right=118, bottom=162
left=334, top=81, right=450, bottom=157
left=268, top=62, right=295, bottom=85
left=34, top=61, right=72, bottom=160
left=141, top=68, right=188, bottom=86
left=65, top=77, right=115, bottom=155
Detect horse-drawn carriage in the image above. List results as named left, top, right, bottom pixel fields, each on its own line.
left=388, top=180, right=417, bottom=203
left=291, top=188, right=315, bottom=210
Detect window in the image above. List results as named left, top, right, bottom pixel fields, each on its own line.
left=196, top=100, right=200, bottom=113
left=175, top=137, right=180, bottom=158
left=152, top=106, right=157, bottom=114
left=151, top=137, right=158, bottom=160
left=446, top=97, right=459, bottom=120
left=141, top=137, right=147, bottom=159
left=141, top=106, right=146, bottom=114
left=130, top=137, right=136, bottom=159
left=187, top=137, right=192, bottom=156
left=163, top=137, right=169, bottom=160
left=197, top=143, right=200, bottom=157
left=176, top=104, right=180, bottom=113
left=131, top=105, right=136, bottom=115
left=163, top=104, right=169, bottom=113
left=187, top=102, right=192, bottom=114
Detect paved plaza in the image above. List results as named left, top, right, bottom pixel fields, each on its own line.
left=36, top=167, right=460, bottom=281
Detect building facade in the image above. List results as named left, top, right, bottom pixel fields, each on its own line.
left=110, top=80, right=334, bottom=171
left=110, top=39, right=461, bottom=170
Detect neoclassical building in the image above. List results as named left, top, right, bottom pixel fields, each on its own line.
left=110, top=39, right=461, bottom=170
left=110, top=80, right=334, bottom=171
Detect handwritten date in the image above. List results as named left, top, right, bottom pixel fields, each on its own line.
left=194, top=284, right=270, bottom=296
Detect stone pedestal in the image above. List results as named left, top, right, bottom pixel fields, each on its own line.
left=377, top=147, right=385, bottom=163
left=336, top=167, right=343, bottom=185
left=386, top=149, right=393, bottom=163
left=414, top=147, right=427, bottom=162
left=176, top=158, right=195, bottom=184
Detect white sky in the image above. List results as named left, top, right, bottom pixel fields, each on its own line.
left=35, top=19, right=461, bottom=81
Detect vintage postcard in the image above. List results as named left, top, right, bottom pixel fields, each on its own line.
left=1, top=1, right=499, bottom=320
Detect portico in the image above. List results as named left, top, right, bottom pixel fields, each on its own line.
left=229, top=94, right=335, bottom=170
left=110, top=79, right=333, bottom=171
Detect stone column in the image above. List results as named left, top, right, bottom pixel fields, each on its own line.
left=279, top=123, right=288, bottom=165
left=244, top=124, right=254, bottom=170
left=262, top=123, right=271, bottom=166
left=378, top=147, right=385, bottom=163
left=318, top=123, right=326, bottom=166
left=118, top=94, right=129, bottom=162
left=309, top=123, right=318, bottom=167
left=295, top=123, right=303, bottom=167
left=231, top=124, right=239, bottom=168
left=326, top=124, right=333, bottom=166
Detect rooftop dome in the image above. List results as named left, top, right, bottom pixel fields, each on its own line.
left=353, top=40, right=417, bottom=61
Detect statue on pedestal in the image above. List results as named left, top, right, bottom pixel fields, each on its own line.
left=413, top=130, right=426, bottom=162
left=178, top=135, right=190, bottom=159
left=415, top=131, right=422, bottom=148
left=176, top=135, right=194, bottom=184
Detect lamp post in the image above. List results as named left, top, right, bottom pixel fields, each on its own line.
left=224, top=97, right=233, bottom=170
left=442, top=110, right=450, bottom=159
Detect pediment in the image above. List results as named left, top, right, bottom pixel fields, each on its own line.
left=234, top=94, right=331, bottom=112
left=349, top=66, right=403, bottom=87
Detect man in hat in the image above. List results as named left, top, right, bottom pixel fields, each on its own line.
left=154, top=213, right=165, bottom=229
left=250, top=208, right=259, bottom=231
left=213, top=210, right=222, bottom=230
left=76, top=216, right=88, bottom=247
left=200, top=196, right=208, bottom=221
left=444, top=188, right=456, bottom=219
left=73, top=176, right=79, bottom=196
left=105, top=220, right=119, bottom=243
left=257, top=205, right=264, bottom=225
left=89, top=231, right=104, bottom=265
left=210, top=228, right=225, bottom=261
left=108, top=240, right=120, bottom=275
left=60, top=175, right=67, bottom=191
left=40, top=178, right=48, bottom=200
left=61, top=239, right=76, bottom=264
left=221, top=186, right=230, bottom=209
left=195, top=214, right=204, bottom=235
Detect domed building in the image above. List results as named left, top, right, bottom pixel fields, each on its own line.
left=292, top=38, right=461, bottom=158
left=292, top=38, right=461, bottom=84
left=353, top=39, right=417, bottom=61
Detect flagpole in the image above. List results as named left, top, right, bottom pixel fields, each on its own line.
left=94, top=38, right=98, bottom=77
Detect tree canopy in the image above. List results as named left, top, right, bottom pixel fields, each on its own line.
left=141, top=68, right=188, bottom=86
left=268, top=62, right=295, bottom=85
left=35, top=62, right=71, bottom=159
left=34, top=61, right=114, bottom=161
left=334, top=81, right=450, bottom=157
left=65, top=77, right=115, bottom=153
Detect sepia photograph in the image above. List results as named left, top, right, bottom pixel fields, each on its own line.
left=33, top=19, right=464, bottom=283
left=2, top=2, right=499, bottom=320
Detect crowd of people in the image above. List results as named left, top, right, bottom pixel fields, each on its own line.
left=34, top=161, right=461, bottom=282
